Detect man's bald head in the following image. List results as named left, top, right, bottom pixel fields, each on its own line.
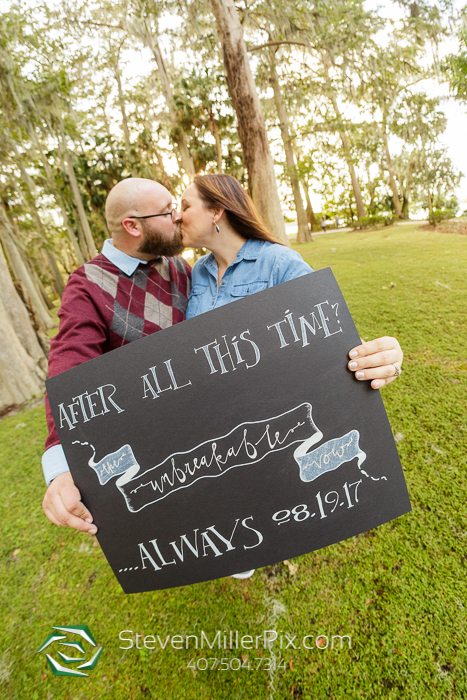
left=105, top=178, right=172, bottom=238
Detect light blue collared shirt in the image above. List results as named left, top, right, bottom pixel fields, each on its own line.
left=41, top=241, right=150, bottom=486
left=100, top=239, right=148, bottom=276
left=186, top=238, right=313, bottom=319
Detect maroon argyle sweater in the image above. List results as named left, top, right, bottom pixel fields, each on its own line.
left=45, top=253, right=191, bottom=450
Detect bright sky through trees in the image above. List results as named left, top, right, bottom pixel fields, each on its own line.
left=67, top=0, right=467, bottom=213
left=366, top=0, right=467, bottom=211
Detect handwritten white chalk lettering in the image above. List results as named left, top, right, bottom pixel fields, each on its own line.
left=314, top=301, right=343, bottom=338
left=194, top=330, right=261, bottom=375
left=284, top=310, right=301, bottom=342
left=135, top=516, right=264, bottom=573
left=119, top=476, right=367, bottom=576
left=298, top=313, right=323, bottom=346
left=58, top=384, right=124, bottom=430
left=168, top=530, right=201, bottom=562
left=267, top=317, right=291, bottom=348
left=141, top=359, right=192, bottom=400
left=267, top=300, right=342, bottom=348
left=271, top=480, right=363, bottom=525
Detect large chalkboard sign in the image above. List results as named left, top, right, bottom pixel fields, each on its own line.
left=46, top=268, right=411, bottom=593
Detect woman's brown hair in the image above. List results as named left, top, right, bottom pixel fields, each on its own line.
left=193, top=173, right=285, bottom=246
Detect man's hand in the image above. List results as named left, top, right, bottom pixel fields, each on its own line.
left=42, top=471, right=97, bottom=534
left=348, top=336, right=403, bottom=389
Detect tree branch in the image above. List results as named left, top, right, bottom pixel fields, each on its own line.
left=76, top=19, right=124, bottom=31
left=247, top=40, right=307, bottom=53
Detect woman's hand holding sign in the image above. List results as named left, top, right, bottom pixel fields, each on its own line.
left=348, top=336, right=403, bottom=389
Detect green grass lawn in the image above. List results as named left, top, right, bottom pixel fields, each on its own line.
left=1, top=224, right=466, bottom=699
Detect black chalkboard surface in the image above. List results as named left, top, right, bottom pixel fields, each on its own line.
left=46, top=268, right=411, bottom=593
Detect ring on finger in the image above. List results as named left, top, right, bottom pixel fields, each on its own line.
left=393, top=364, right=402, bottom=377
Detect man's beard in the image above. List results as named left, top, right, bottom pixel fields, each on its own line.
left=138, top=221, right=184, bottom=257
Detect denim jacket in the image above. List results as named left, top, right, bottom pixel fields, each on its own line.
left=186, top=238, right=313, bottom=319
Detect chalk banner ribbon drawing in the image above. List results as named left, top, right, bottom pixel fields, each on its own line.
left=74, top=402, right=382, bottom=513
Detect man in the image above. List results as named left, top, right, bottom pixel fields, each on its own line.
left=42, top=178, right=189, bottom=535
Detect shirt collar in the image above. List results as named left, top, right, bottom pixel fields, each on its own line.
left=101, top=239, right=149, bottom=276
left=203, top=238, right=266, bottom=272
left=235, top=238, right=266, bottom=261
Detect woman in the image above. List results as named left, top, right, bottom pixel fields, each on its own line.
left=180, top=174, right=403, bottom=392
left=179, top=174, right=403, bottom=580
left=183, top=174, right=312, bottom=319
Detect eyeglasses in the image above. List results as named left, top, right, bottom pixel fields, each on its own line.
left=123, top=210, right=177, bottom=224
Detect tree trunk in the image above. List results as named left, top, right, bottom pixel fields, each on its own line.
left=36, top=268, right=55, bottom=310
left=44, top=249, right=65, bottom=297
left=22, top=250, right=55, bottom=310
left=114, top=65, right=131, bottom=156
left=155, top=151, right=175, bottom=194
left=401, top=191, right=410, bottom=218
left=368, top=177, right=376, bottom=212
left=0, top=294, right=45, bottom=413
left=269, top=52, right=310, bottom=243
left=303, top=182, right=317, bottom=232
left=148, top=40, right=195, bottom=178
left=382, top=129, right=402, bottom=218
left=323, top=61, right=366, bottom=220
left=208, top=113, right=223, bottom=173
left=113, top=63, right=135, bottom=174
left=0, top=209, right=53, bottom=330
left=103, top=15, right=195, bottom=177
left=76, top=222, right=91, bottom=260
left=427, top=190, right=433, bottom=214
left=10, top=140, right=66, bottom=296
left=28, top=126, right=85, bottom=266
left=58, top=153, right=91, bottom=260
left=60, top=237, right=74, bottom=274
left=335, top=114, right=367, bottom=220
left=63, top=151, right=98, bottom=258
left=208, top=0, right=288, bottom=245
left=50, top=189, right=86, bottom=267
left=0, top=241, right=47, bottom=373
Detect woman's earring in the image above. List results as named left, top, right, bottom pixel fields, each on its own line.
left=215, top=223, right=220, bottom=233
